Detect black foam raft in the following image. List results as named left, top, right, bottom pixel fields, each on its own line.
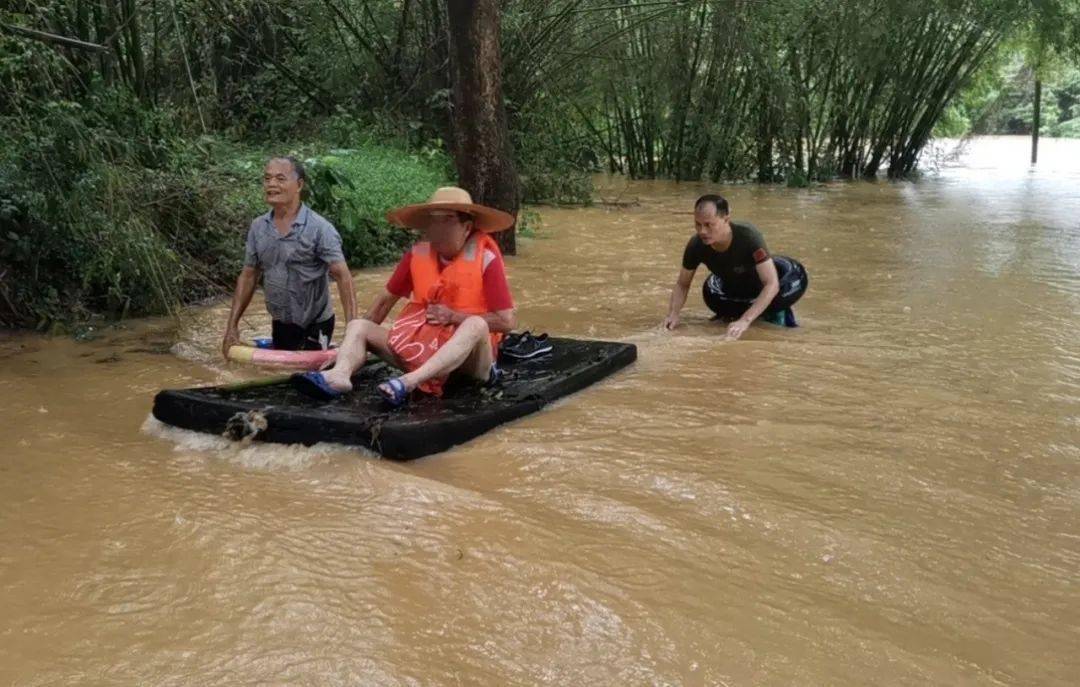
left=153, top=337, right=637, bottom=460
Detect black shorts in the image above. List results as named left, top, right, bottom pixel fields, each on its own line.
left=702, top=256, right=808, bottom=320
left=271, top=316, right=335, bottom=351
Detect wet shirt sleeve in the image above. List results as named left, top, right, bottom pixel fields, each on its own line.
left=243, top=222, right=260, bottom=268
left=482, top=251, right=514, bottom=311
left=681, top=236, right=703, bottom=271
left=316, top=224, right=346, bottom=265
left=747, top=231, right=771, bottom=264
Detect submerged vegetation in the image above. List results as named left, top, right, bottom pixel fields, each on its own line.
left=2, top=0, right=1079, bottom=328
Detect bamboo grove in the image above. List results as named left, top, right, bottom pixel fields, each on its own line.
left=561, top=0, right=1078, bottom=181
left=5, top=1, right=1079, bottom=183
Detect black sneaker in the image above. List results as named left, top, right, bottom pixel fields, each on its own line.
left=501, top=331, right=553, bottom=360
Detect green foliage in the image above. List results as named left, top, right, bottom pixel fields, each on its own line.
left=950, top=53, right=1080, bottom=137
left=997, top=90, right=1062, bottom=134
left=302, top=145, right=450, bottom=265
left=0, top=89, right=448, bottom=329
left=9, top=0, right=1080, bottom=186
left=527, top=0, right=1046, bottom=180
left=1051, top=117, right=1080, bottom=135
left=934, top=106, right=974, bottom=137
left=510, top=96, right=594, bottom=205
left=517, top=208, right=543, bottom=238
left=6, top=0, right=1080, bottom=330
left=941, top=0, right=1080, bottom=138
left=0, top=92, right=254, bottom=329
left=934, top=47, right=1013, bottom=137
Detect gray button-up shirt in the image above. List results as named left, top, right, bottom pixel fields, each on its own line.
left=244, top=204, right=345, bottom=326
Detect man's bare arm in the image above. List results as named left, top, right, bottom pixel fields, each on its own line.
left=328, top=261, right=357, bottom=322
left=362, top=289, right=402, bottom=325
left=725, top=259, right=780, bottom=340
left=222, top=266, right=261, bottom=359
left=664, top=267, right=696, bottom=329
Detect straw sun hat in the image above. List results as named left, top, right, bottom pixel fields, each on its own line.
left=386, top=186, right=515, bottom=233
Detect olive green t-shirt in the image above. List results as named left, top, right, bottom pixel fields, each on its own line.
left=681, top=221, right=770, bottom=298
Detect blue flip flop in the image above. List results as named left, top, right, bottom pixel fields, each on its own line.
left=377, top=377, right=409, bottom=408
left=291, top=371, right=344, bottom=401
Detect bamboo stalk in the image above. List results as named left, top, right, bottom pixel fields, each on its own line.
left=1, top=22, right=109, bottom=52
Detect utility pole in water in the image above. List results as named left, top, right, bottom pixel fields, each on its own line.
left=1032, top=78, right=1041, bottom=165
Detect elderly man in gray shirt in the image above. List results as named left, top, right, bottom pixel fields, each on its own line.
left=222, top=156, right=357, bottom=358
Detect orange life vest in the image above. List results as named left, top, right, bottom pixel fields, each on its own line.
left=387, top=232, right=504, bottom=395
left=409, top=232, right=501, bottom=322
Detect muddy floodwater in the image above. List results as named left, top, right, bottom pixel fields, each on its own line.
left=1, top=136, right=1078, bottom=685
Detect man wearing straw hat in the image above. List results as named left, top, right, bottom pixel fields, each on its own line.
left=291, top=186, right=517, bottom=407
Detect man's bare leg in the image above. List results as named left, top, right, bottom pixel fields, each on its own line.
left=322, top=319, right=395, bottom=392
left=397, top=316, right=493, bottom=392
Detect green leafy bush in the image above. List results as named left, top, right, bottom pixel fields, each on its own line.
left=303, top=145, right=449, bottom=265
left=1050, top=116, right=1080, bottom=136
left=0, top=93, right=448, bottom=329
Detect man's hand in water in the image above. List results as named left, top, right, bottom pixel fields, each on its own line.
left=426, top=303, right=458, bottom=326
left=663, top=313, right=680, bottom=330
left=725, top=318, right=751, bottom=340
left=222, top=327, right=241, bottom=360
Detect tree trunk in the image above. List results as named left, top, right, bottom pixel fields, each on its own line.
left=1031, top=78, right=1041, bottom=165
left=444, top=0, right=521, bottom=255
left=122, top=0, right=146, bottom=99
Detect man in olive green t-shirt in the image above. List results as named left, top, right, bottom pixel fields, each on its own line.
left=663, top=194, right=807, bottom=339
